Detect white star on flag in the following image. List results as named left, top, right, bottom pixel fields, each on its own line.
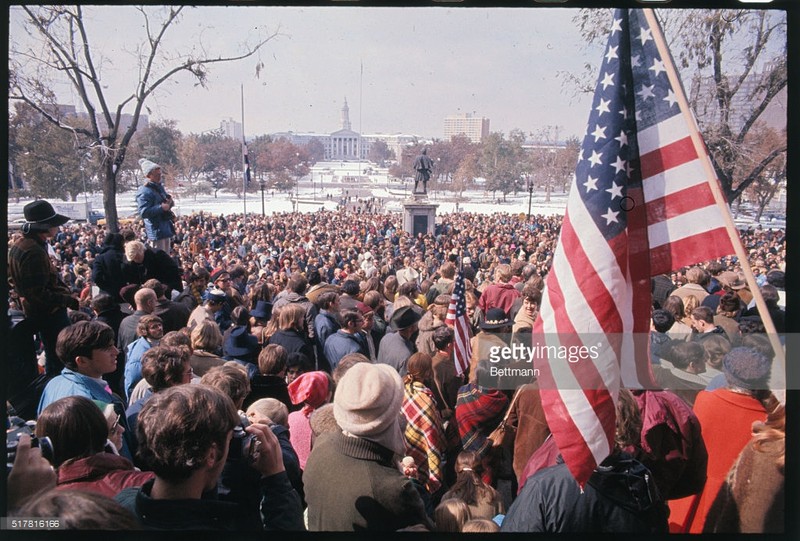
left=596, top=98, right=611, bottom=116
left=601, top=208, right=620, bottom=224
left=637, top=84, right=655, bottom=100
left=612, top=156, right=627, bottom=174
left=605, top=46, right=619, bottom=63
left=664, top=89, right=679, bottom=107
left=606, top=182, right=623, bottom=199
left=588, top=150, right=603, bottom=167
left=583, top=176, right=599, bottom=192
left=615, top=130, right=629, bottom=147
left=591, top=125, right=607, bottom=142
left=649, top=58, right=666, bottom=76
left=601, top=72, right=615, bottom=90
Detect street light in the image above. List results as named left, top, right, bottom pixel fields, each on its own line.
left=260, top=178, right=266, bottom=216
left=527, top=174, right=534, bottom=222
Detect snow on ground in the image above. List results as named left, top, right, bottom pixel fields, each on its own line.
left=7, top=185, right=571, bottom=222
left=7, top=183, right=784, bottom=229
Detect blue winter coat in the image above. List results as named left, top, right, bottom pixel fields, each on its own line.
left=124, top=337, right=153, bottom=401
left=136, top=181, right=175, bottom=241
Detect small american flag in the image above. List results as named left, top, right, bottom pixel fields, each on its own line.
left=534, top=8, right=736, bottom=487
left=445, top=270, right=472, bottom=377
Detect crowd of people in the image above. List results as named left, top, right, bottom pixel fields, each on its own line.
left=5, top=159, right=787, bottom=532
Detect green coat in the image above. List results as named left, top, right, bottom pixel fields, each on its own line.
left=303, top=431, right=433, bottom=531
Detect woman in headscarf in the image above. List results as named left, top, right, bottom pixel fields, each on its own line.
left=401, top=353, right=447, bottom=497
left=287, top=371, right=333, bottom=470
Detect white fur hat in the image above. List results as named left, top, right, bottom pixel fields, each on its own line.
left=139, top=158, right=161, bottom=177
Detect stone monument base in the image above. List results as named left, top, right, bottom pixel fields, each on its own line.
left=402, top=195, right=438, bottom=237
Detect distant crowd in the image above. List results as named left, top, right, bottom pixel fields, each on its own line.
left=6, top=203, right=786, bottom=533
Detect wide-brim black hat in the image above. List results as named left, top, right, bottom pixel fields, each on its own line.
left=389, top=305, right=423, bottom=331
left=23, top=200, right=70, bottom=231
left=224, top=326, right=257, bottom=358
left=480, top=307, right=511, bottom=330
left=251, top=300, right=273, bottom=320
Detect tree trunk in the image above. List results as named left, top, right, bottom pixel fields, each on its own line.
left=103, top=160, right=120, bottom=233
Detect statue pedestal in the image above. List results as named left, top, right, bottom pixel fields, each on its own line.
left=402, top=195, right=438, bottom=237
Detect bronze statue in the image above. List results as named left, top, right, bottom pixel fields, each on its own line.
left=412, top=147, right=433, bottom=195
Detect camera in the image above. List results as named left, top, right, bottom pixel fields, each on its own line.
left=7, top=417, right=54, bottom=471
left=229, top=425, right=261, bottom=465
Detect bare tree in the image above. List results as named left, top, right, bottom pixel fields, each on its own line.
left=568, top=8, right=786, bottom=204
left=9, top=5, right=279, bottom=232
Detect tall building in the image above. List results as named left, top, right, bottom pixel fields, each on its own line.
left=689, top=67, right=787, bottom=134
left=443, top=113, right=489, bottom=143
left=220, top=117, right=243, bottom=140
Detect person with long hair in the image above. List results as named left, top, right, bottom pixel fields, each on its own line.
left=187, top=319, right=226, bottom=377
left=268, top=304, right=315, bottom=362
left=662, top=295, right=693, bottom=341
left=35, top=396, right=154, bottom=498
left=440, top=450, right=504, bottom=520
left=401, top=353, right=447, bottom=497
left=434, top=498, right=471, bottom=532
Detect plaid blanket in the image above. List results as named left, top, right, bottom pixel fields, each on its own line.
left=402, top=381, right=447, bottom=493
left=455, top=383, right=509, bottom=458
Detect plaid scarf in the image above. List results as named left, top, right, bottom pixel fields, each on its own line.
left=455, top=383, right=508, bottom=458
left=402, top=381, right=446, bottom=494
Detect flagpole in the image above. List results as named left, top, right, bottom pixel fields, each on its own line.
left=643, top=9, right=785, bottom=369
left=241, top=84, right=247, bottom=227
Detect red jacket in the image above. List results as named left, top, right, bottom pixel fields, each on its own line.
left=477, top=282, right=520, bottom=316
left=631, top=390, right=708, bottom=500
left=56, top=453, right=154, bottom=498
left=667, top=389, right=766, bottom=533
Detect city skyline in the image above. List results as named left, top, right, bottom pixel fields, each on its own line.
left=10, top=6, right=605, bottom=141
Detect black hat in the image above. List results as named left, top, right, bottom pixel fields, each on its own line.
left=480, top=308, right=511, bottom=330
left=389, top=305, right=422, bottom=331
left=251, top=300, right=273, bottom=321
left=223, top=326, right=257, bottom=359
left=23, top=200, right=70, bottom=232
left=119, top=284, right=141, bottom=307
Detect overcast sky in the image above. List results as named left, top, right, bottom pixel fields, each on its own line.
left=11, top=5, right=614, bottom=140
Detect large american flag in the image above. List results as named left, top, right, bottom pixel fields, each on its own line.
left=445, top=270, right=472, bottom=377
left=534, top=8, right=736, bottom=487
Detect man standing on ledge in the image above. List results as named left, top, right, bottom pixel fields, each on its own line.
left=136, top=158, right=175, bottom=254
left=8, top=200, right=79, bottom=378
left=413, top=147, right=433, bottom=195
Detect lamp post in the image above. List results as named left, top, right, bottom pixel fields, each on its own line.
left=260, top=179, right=266, bottom=216
left=527, top=174, right=534, bottom=222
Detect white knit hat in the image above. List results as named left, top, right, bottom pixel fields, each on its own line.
left=334, top=362, right=405, bottom=455
left=139, top=158, right=161, bottom=177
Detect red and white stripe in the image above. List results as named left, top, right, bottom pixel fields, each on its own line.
left=639, top=114, right=735, bottom=275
